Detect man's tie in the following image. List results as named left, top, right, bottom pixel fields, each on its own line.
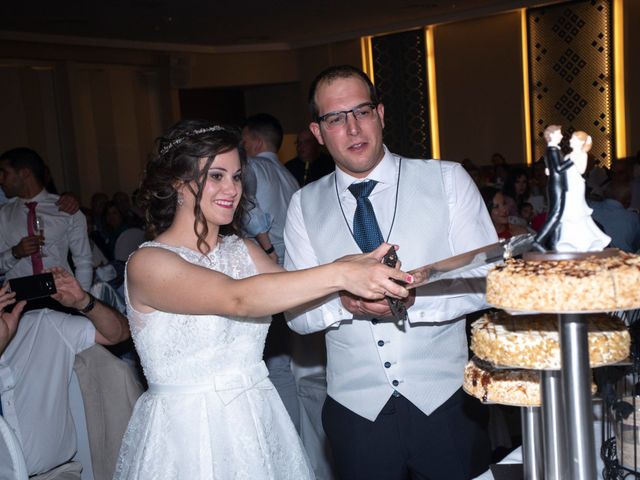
left=348, top=180, right=384, bottom=253
left=25, top=201, right=44, bottom=274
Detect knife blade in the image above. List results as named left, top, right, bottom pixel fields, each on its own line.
left=406, top=233, right=535, bottom=289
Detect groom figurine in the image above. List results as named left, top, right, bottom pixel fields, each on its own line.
left=533, top=124, right=574, bottom=251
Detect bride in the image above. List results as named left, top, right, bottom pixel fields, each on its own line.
left=113, top=119, right=411, bottom=479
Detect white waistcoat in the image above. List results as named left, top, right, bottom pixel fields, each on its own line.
left=300, top=158, right=468, bottom=420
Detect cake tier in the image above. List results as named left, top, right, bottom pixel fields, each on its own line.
left=486, top=252, right=640, bottom=312
left=470, top=312, right=629, bottom=370
left=463, top=360, right=542, bottom=406
left=463, top=360, right=597, bottom=407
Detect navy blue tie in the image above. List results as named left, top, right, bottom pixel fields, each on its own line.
left=348, top=180, right=384, bottom=253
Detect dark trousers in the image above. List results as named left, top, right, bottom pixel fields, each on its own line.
left=322, top=389, right=491, bottom=480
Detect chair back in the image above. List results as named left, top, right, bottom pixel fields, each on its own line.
left=0, top=416, right=28, bottom=480
left=69, top=370, right=95, bottom=480
left=72, top=345, right=143, bottom=480
left=113, top=228, right=145, bottom=262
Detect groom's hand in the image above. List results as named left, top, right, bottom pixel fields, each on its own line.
left=340, top=290, right=415, bottom=319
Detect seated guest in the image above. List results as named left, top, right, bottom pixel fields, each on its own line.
left=481, top=186, right=529, bottom=240
left=590, top=179, right=640, bottom=253
left=519, top=202, right=535, bottom=229
left=489, top=153, right=509, bottom=189
left=101, top=201, right=128, bottom=260
left=90, top=192, right=109, bottom=236
left=285, top=128, right=334, bottom=187
left=113, top=191, right=143, bottom=228
left=0, top=267, right=129, bottom=479
left=81, top=207, right=109, bottom=269
left=502, top=167, right=530, bottom=218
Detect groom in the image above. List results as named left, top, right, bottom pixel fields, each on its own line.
left=533, top=124, right=574, bottom=251
left=284, top=65, right=496, bottom=479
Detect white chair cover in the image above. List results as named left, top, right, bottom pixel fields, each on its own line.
left=0, top=415, right=28, bottom=480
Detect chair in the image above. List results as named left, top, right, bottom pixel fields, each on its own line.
left=113, top=228, right=145, bottom=262
left=0, top=415, right=28, bottom=479
left=71, top=345, right=144, bottom=480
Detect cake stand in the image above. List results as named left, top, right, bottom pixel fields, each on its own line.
left=521, top=250, right=622, bottom=480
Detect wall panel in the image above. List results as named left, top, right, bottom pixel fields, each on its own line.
left=528, top=0, right=613, bottom=165
left=435, top=12, right=525, bottom=165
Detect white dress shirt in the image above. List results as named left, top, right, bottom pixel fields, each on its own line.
left=243, top=152, right=300, bottom=265
left=0, top=190, right=93, bottom=290
left=0, top=309, right=95, bottom=475
left=285, top=148, right=497, bottom=333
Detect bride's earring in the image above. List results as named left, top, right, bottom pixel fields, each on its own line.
left=177, top=192, right=184, bottom=206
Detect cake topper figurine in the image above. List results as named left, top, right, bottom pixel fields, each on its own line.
left=532, top=124, right=574, bottom=252
left=554, top=131, right=610, bottom=252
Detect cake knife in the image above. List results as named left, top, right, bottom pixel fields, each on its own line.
left=382, top=246, right=407, bottom=331
left=406, top=233, right=535, bottom=289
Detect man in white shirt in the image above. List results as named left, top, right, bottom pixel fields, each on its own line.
left=241, top=114, right=302, bottom=431
left=284, top=65, right=496, bottom=479
left=0, top=267, right=130, bottom=479
left=0, top=148, right=92, bottom=291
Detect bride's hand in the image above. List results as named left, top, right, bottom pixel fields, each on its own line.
left=335, top=243, right=413, bottom=300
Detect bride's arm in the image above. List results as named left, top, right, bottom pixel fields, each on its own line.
left=127, top=243, right=410, bottom=318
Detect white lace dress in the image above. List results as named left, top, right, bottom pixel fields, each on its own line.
left=113, top=236, right=314, bottom=480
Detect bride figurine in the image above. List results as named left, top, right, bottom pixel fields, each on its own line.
left=555, top=131, right=611, bottom=252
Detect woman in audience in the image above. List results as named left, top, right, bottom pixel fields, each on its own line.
left=113, top=119, right=410, bottom=479
left=502, top=167, right=530, bottom=218
left=101, top=201, right=128, bottom=260
left=480, top=186, right=529, bottom=240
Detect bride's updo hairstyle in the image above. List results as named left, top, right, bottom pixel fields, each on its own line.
left=572, top=130, right=593, bottom=153
left=140, top=118, right=249, bottom=254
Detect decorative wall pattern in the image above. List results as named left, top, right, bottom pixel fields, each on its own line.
left=528, top=0, right=613, bottom=166
left=371, top=29, right=432, bottom=159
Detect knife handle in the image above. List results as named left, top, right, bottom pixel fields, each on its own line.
left=382, top=247, right=408, bottom=329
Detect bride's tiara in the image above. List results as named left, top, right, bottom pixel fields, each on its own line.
left=159, top=126, right=227, bottom=156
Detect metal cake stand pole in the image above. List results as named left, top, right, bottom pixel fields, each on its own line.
left=541, top=369, right=568, bottom=479
left=521, top=406, right=544, bottom=479
left=560, top=313, right=597, bottom=479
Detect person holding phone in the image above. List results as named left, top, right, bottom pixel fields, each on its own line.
left=0, top=266, right=130, bottom=479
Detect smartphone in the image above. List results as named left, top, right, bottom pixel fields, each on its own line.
left=8, top=272, right=57, bottom=302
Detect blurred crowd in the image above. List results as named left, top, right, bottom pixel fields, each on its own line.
left=461, top=150, right=640, bottom=253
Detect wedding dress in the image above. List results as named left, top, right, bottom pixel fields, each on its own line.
left=113, top=235, right=314, bottom=479
left=556, top=162, right=610, bottom=252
